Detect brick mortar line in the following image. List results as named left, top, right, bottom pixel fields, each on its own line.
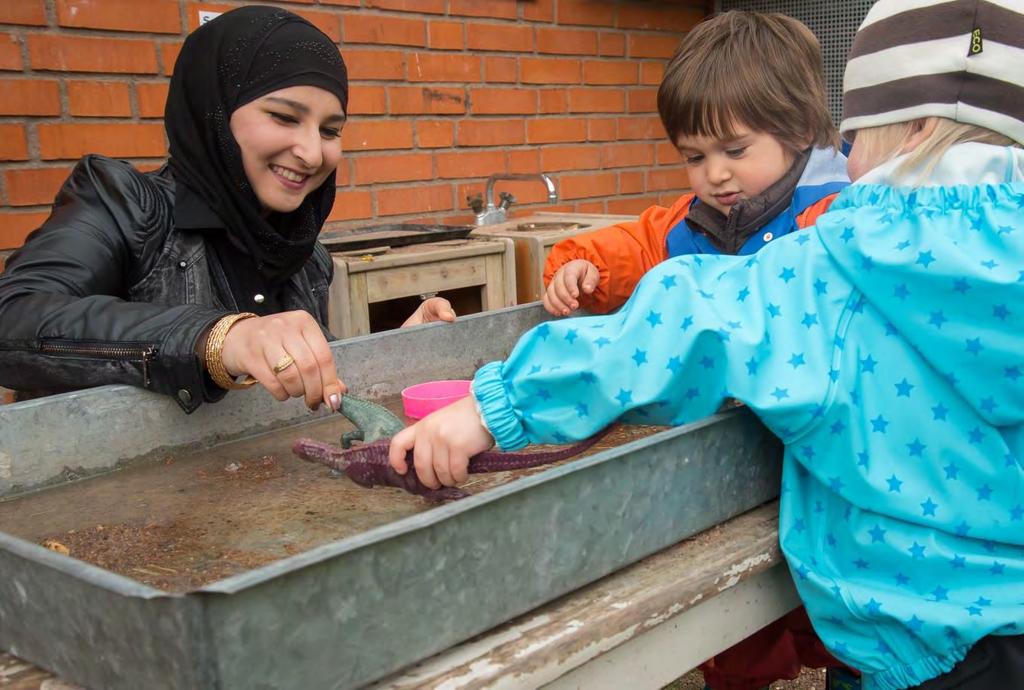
left=4, top=1, right=703, bottom=30
left=347, top=14, right=696, bottom=34
left=0, top=74, right=147, bottom=81
left=0, top=158, right=168, bottom=174
left=0, top=204, right=51, bottom=212
left=175, top=0, right=189, bottom=49
left=2, top=69, right=174, bottom=79
left=13, top=28, right=30, bottom=76
left=24, top=120, right=40, bottom=163
left=341, top=111, right=660, bottom=117
left=350, top=84, right=658, bottom=91
left=0, top=79, right=659, bottom=90
left=1, top=24, right=689, bottom=46
left=43, top=0, right=58, bottom=28
left=0, top=161, right=90, bottom=169
left=338, top=165, right=667, bottom=185
left=127, top=77, right=141, bottom=120
left=0, top=116, right=158, bottom=123
left=55, top=72, right=68, bottom=122
left=336, top=47, right=669, bottom=56
left=2, top=71, right=663, bottom=83
left=0, top=137, right=670, bottom=153
left=4, top=25, right=190, bottom=41
left=321, top=195, right=649, bottom=224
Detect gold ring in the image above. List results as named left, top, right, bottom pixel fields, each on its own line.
left=272, top=354, right=295, bottom=374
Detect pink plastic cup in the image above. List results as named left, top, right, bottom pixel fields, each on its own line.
left=401, top=379, right=472, bottom=419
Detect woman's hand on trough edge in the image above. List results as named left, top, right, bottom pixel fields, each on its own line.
left=388, top=396, right=494, bottom=489
left=219, top=310, right=347, bottom=410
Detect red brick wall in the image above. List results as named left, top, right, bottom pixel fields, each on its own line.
left=0, top=0, right=704, bottom=251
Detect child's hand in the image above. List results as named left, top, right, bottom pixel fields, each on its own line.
left=401, top=296, right=456, bottom=327
left=543, top=259, right=599, bottom=316
left=388, top=396, right=494, bottom=489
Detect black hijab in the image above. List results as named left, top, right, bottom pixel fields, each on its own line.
left=166, top=6, right=348, bottom=284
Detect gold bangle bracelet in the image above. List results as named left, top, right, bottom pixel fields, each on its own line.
left=204, top=312, right=258, bottom=390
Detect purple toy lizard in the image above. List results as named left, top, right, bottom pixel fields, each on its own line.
left=293, top=429, right=611, bottom=502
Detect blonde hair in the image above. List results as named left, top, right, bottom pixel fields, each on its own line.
left=657, top=11, right=837, bottom=153
left=852, top=118, right=1019, bottom=183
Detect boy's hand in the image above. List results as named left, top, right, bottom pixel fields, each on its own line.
left=401, top=296, right=457, bottom=328
left=543, top=259, right=599, bottom=316
left=388, top=396, right=494, bottom=489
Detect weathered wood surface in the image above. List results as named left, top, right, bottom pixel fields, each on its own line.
left=343, top=238, right=509, bottom=273
left=328, top=238, right=516, bottom=338
left=371, top=502, right=787, bottom=689
left=0, top=653, right=79, bottom=690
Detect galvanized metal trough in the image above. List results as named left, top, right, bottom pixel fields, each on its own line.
left=0, top=304, right=781, bottom=690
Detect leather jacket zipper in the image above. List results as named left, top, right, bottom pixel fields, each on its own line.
left=39, top=342, right=158, bottom=387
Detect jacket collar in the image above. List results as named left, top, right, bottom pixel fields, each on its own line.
left=686, top=148, right=812, bottom=254
left=855, top=142, right=1024, bottom=187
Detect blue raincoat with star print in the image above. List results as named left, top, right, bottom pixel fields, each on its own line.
left=472, top=143, right=1024, bottom=690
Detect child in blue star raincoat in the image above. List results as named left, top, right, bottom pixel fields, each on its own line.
left=390, top=1, right=1024, bottom=688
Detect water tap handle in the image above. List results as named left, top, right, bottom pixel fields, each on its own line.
left=466, top=192, right=485, bottom=214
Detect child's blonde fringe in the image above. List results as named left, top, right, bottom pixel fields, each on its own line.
left=854, top=118, right=1019, bottom=184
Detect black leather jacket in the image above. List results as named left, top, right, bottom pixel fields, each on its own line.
left=0, top=155, right=333, bottom=412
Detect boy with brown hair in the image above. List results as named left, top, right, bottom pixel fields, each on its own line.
left=542, top=10, right=848, bottom=318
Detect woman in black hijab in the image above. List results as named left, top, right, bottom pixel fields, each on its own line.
left=0, top=6, right=453, bottom=412
left=168, top=4, right=347, bottom=291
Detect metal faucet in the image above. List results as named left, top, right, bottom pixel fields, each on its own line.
left=470, top=173, right=558, bottom=226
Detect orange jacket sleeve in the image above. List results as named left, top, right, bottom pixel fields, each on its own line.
left=543, top=194, right=695, bottom=314
left=796, top=192, right=839, bottom=228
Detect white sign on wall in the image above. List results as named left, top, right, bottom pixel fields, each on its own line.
left=198, top=11, right=222, bottom=26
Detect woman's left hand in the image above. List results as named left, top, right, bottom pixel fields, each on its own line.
left=388, top=396, right=494, bottom=489
left=401, top=296, right=456, bottom=328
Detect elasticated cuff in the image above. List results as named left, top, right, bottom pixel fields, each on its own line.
left=867, top=644, right=970, bottom=690
left=472, top=361, right=529, bottom=451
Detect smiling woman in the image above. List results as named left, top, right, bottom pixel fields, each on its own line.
left=0, top=5, right=454, bottom=413
left=230, top=88, right=346, bottom=215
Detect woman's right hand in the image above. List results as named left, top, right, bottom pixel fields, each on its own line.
left=543, top=259, right=599, bottom=317
left=218, top=310, right=346, bottom=410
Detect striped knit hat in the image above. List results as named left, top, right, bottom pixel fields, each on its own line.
left=841, top=0, right=1024, bottom=145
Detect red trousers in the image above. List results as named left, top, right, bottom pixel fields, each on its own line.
left=699, top=608, right=857, bottom=690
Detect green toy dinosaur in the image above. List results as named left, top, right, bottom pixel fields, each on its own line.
left=337, top=394, right=406, bottom=448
